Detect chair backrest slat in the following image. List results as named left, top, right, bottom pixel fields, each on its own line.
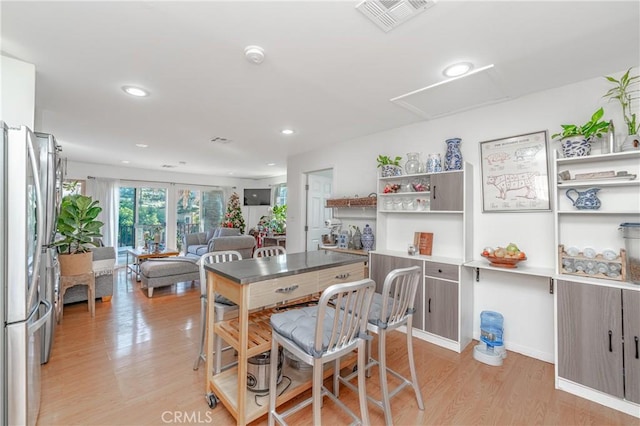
left=314, top=279, right=375, bottom=357
left=253, top=246, right=286, bottom=258
left=198, top=250, right=242, bottom=296
left=379, top=266, right=421, bottom=329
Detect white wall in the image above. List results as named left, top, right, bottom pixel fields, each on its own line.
left=0, top=55, right=36, bottom=128
left=287, top=70, right=633, bottom=363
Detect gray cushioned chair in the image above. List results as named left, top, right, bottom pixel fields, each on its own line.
left=184, top=227, right=256, bottom=260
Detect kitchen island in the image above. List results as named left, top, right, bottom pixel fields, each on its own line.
left=204, top=250, right=366, bottom=425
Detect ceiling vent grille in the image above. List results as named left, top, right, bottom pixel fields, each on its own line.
left=356, top=0, right=436, bottom=32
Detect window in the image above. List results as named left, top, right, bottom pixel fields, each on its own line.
left=273, top=183, right=287, bottom=206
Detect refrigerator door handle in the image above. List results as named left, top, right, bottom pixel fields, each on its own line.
left=28, top=300, right=52, bottom=334
left=27, top=131, right=45, bottom=309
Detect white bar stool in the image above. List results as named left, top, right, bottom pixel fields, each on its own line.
left=193, top=250, right=241, bottom=372
left=335, top=266, right=425, bottom=425
left=268, top=278, right=375, bottom=426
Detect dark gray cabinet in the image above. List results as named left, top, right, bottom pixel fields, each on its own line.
left=623, top=289, right=640, bottom=404
left=424, top=261, right=459, bottom=341
left=424, top=276, right=458, bottom=341
left=557, top=280, right=640, bottom=404
left=430, top=171, right=463, bottom=211
left=369, top=253, right=423, bottom=329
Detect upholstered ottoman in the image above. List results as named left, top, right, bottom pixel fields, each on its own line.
left=139, top=257, right=200, bottom=297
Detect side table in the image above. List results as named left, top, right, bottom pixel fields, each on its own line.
left=59, top=272, right=95, bottom=322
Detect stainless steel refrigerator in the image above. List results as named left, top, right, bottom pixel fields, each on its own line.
left=1, top=122, right=53, bottom=426
left=34, top=131, right=62, bottom=364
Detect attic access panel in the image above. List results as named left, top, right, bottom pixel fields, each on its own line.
left=390, top=65, right=509, bottom=119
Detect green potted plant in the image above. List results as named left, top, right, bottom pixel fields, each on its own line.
left=552, top=107, right=610, bottom=157
left=269, top=204, right=287, bottom=234
left=54, top=194, right=104, bottom=276
left=603, top=67, right=639, bottom=150
left=376, top=154, right=403, bottom=177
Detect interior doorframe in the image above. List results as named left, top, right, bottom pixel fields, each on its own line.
left=304, top=168, right=333, bottom=252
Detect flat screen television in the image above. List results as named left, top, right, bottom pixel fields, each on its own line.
left=243, top=188, right=271, bottom=206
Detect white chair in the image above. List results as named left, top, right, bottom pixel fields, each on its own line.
left=268, top=278, right=375, bottom=426
left=253, top=246, right=286, bottom=258
left=335, top=266, right=424, bottom=425
left=193, top=250, right=242, bottom=372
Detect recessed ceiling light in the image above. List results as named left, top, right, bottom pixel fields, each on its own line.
left=228, top=172, right=234, bottom=175
left=281, top=129, right=294, bottom=135
left=121, top=160, right=130, bottom=164
left=135, top=143, right=148, bottom=148
left=443, top=62, right=473, bottom=78
left=122, top=86, right=149, bottom=97
left=267, top=162, right=276, bottom=166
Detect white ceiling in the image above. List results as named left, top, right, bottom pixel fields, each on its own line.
left=2, top=1, right=638, bottom=179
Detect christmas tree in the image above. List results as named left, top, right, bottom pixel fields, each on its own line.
left=222, top=192, right=246, bottom=234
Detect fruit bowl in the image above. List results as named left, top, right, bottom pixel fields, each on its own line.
left=481, top=253, right=527, bottom=268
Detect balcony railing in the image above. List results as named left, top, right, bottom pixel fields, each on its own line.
left=117, top=223, right=201, bottom=250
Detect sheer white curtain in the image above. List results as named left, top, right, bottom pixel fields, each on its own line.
left=87, top=177, right=120, bottom=247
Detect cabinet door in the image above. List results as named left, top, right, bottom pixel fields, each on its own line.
left=430, top=172, right=463, bottom=211
left=369, top=253, right=424, bottom=329
left=557, top=280, right=624, bottom=399
left=424, top=277, right=458, bottom=341
left=623, top=289, right=640, bottom=404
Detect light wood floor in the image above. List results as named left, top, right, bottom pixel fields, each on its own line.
left=39, top=268, right=637, bottom=425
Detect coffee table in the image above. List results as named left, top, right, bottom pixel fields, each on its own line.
left=126, top=247, right=180, bottom=282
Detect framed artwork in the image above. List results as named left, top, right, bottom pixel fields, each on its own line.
left=480, top=130, right=551, bottom=212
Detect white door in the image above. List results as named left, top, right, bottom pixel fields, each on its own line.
left=306, top=172, right=332, bottom=251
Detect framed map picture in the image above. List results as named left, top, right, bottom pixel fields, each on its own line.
left=480, top=130, right=551, bottom=212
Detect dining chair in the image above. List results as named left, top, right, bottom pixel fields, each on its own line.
left=253, top=246, right=286, bottom=258
left=268, top=278, right=375, bottom=426
left=193, top=250, right=242, bottom=372
left=335, top=266, right=424, bottom=425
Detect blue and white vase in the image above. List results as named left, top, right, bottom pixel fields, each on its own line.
left=426, top=153, right=442, bottom=173
left=444, top=138, right=463, bottom=171
left=360, top=224, right=375, bottom=252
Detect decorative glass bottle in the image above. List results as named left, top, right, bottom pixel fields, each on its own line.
left=360, top=224, right=375, bottom=252
left=444, top=138, right=463, bottom=171
left=404, top=152, right=421, bottom=175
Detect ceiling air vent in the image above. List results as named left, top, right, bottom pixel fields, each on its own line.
left=356, top=0, right=436, bottom=32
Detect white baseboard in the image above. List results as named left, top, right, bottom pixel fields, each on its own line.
left=557, top=378, right=640, bottom=418
left=472, top=331, right=554, bottom=363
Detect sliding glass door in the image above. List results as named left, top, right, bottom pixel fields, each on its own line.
left=118, top=186, right=167, bottom=250
left=175, top=188, right=224, bottom=252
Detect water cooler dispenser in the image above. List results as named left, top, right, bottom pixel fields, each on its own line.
left=473, top=311, right=507, bottom=366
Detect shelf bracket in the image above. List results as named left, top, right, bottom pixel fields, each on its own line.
left=475, top=267, right=480, bottom=282
left=549, top=278, right=554, bottom=294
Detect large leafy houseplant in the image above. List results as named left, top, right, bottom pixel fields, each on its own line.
left=603, top=68, right=639, bottom=136
left=54, top=194, right=104, bottom=255
left=269, top=204, right=287, bottom=234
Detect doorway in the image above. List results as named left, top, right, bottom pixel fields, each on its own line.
left=305, top=169, right=333, bottom=251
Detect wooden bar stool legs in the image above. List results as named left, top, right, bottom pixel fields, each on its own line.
left=59, top=272, right=95, bottom=322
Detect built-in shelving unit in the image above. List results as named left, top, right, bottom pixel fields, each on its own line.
left=553, top=149, right=640, bottom=418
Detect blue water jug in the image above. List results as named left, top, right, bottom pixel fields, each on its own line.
left=480, top=311, right=504, bottom=348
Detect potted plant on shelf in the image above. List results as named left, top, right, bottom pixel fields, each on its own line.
left=376, top=154, right=403, bottom=177
left=603, top=67, right=639, bottom=151
left=53, top=194, right=104, bottom=276
left=552, top=107, right=610, bottom=157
